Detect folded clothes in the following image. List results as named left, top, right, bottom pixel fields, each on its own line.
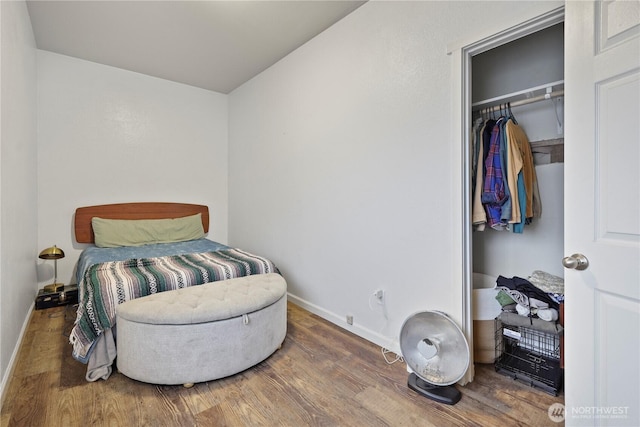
left=516, top=304, right=531, bottom=317
left=538, top=308, right=559, bottom=322
left=497, top=275, right=560, bottom=310
left=499, top=289, right=549, bottom=309
left=499, top=312, right=563, bottom=335
left=515, top=304, right=559, bottom=322
left=548, top=292, right=565, bottom=304
left=528, top=297, right=549, bottom=309
left=495, top=289, right=516, bottom=306
left=528, top=270, right=564, bottom=294
left=516, top=304, right=532, bottom=317
left=501, top=303, right=518, bottom=313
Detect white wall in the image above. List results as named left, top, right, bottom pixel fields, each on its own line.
left=0, top=0, right=38, bottom=401
left=0, top=0, right=564, bottom=397
left=228, top=1, right=561, bottom=353
left=37, top=51, right=229, bottom=287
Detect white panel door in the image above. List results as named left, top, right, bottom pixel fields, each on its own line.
left=564, top=1, right=640, bottom=426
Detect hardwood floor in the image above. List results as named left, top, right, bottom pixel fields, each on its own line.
left=1, top=302, right=564, bottom=426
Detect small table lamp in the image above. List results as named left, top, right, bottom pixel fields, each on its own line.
left=39, top=245, right=65, bottom=293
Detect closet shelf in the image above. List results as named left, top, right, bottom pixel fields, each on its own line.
left=531, top=138, right=564, bottom=164
left=472, top=80, right=564, bottom=112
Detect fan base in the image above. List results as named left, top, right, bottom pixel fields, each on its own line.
left=407, top=373, right=461, bottom=405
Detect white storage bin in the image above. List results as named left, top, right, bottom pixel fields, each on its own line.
left=472, top=273, right=500, bottom=363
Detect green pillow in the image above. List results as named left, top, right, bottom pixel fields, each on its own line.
left=92, top=213, right=205, bottom=248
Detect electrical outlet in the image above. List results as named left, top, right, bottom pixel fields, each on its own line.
left=373, top=289, right=384, bottom=300
left=346, top=315, right=353, bottom=325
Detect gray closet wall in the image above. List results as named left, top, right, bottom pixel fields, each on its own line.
left=471, top=22, right=565, bottom=280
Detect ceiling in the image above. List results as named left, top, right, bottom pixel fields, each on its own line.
left=26, top=1, right=366, bottom=94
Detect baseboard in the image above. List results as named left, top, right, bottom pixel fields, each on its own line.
left=2, top=295, right=401, bottom=409
left=0, top=302, right=34, bottom=411
left=286, top=293, right=401, bottom=356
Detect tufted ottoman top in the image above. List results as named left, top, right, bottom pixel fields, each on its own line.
left=116, top=273, right=286, bottom=325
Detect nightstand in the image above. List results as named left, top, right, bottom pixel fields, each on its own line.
left=35, top=284, right=78, bottom=310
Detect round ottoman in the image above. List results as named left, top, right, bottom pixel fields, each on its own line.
left=116, top=273, right=287, bottom=386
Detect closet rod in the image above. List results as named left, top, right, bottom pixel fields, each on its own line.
left=473, top=90, right=564, bottom=113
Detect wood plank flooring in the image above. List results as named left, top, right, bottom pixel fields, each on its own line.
left=1, top=302, right=564, bottom=426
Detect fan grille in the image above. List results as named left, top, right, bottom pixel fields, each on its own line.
left=400, top=311, right=470, bottom=386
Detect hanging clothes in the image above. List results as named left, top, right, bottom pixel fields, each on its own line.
left=470, top=109, right=542, bottom=234
left=481, top=118, right=509, bottom=230
left=472, top=118, right=487, bottom=231
left=505, top=117, right=523, bottom=227
left=498, top=118, right=512, bottom=225
left=505, top=119, right=542, bottom=222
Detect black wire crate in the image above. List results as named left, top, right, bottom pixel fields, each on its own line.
left=494, top=317, right=563, bottom=396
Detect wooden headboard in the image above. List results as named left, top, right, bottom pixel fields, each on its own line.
left=74, top=202, right=210, bottom=244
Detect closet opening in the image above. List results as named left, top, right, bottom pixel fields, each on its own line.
left=471, top=22, right=565, bottom=278
left=458, top=7, right=565, bottom=390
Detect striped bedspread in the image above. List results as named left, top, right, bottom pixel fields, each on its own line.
left=70, top=248, right=279, bottom=360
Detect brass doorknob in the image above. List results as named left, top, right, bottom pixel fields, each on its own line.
left=562, top=253, right=589, bottom=270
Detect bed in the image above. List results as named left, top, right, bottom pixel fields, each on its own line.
left=69, top=202, right=280, bottom=381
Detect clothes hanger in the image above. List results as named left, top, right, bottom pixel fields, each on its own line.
left=508, top=101, right=518, bottom=124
